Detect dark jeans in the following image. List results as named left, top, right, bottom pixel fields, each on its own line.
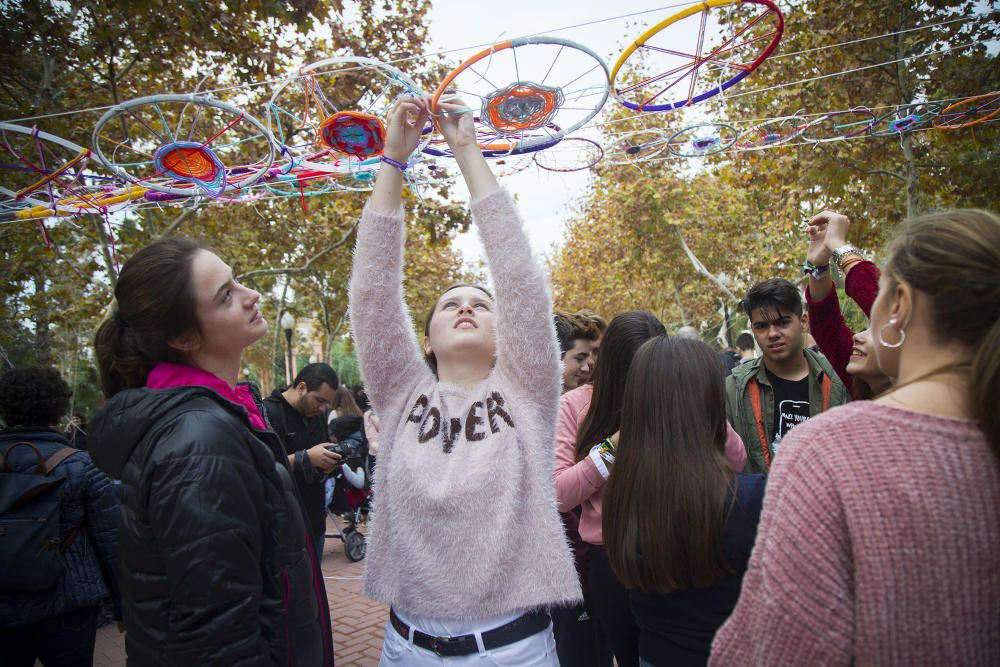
left=588, top=544, right=640, bottom=667
left=551, top=602, right=600, bottom=667
left=1, top=605, right=99, bottom=667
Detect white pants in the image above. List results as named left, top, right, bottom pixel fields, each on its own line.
left=378, top=614, right=559, bottom=666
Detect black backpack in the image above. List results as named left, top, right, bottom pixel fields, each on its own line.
left=0, top=442, right=83, bottom=592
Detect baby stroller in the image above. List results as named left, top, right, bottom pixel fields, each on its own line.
left=324, top=427, right=372, bottom=562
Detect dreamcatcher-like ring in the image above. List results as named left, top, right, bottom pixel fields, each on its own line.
left=268, top=56, right=428, bottom=172
left=800, top=108, right=876, bottom=143
left=430, top=36, right=610, bottom=155
left=666, top=123, right=738, bottom=157
left=92, top=94, right=277, bottom=197
left=869, top=102, right=942, bottom=138
left=734, top=115, right=808, bottom=151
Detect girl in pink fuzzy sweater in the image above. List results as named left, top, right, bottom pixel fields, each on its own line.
left=349, top=95, right=580, bottom=665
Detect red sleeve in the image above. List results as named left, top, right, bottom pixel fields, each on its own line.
left=805, top=284, right=854, bottom=396
left=844, top=260, right=880, bottom=318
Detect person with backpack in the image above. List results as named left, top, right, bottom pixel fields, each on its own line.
left=0, top=367, right=122, bottom=667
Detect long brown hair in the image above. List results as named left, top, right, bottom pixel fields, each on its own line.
left=94, top=239, right=206, bottom=397
left=574, top=311, right=666, bottom=461
left=603, top=336, right=734, bottom=592
left=882, top=209, right=1000, bottom=458
left=332, top=385, right=363, bottom=417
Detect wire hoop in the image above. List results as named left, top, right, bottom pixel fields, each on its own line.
left=666, top=122, right=738, bottom=157
left=800, top=108, right=876, bottom=143
left=734, top=115, right=808, bottom=151
left=533, top=137, right=605, bottom=171
left=92, top=94, right=277, bottom=197
left=870, top=102, right=942, bottom=137
left=268, top=56, right=428, bottom=174
left=430, top=36, right=610, bottom=156
left=611, top=0, right=784, bottom=111
left=933, top=91, right=1000, bottom=130
left=604, top=128, right=671, bottom=164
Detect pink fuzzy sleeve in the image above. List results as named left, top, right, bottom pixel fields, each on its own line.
left=469, top=188, right=560, bottom=409
left=348, top=204, right=431, bottom=419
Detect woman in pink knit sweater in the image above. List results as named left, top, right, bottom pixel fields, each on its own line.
left=349, top=96, right=580, bottom=664
left=555, top=311, right=747, bottom=666
left=711, top=209, right=1000, bottom=665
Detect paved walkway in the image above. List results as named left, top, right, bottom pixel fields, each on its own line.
left=91, top=522, right=386, bottom=667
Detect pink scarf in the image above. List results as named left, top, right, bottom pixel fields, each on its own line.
left=146, top=362, right=267, bottom=431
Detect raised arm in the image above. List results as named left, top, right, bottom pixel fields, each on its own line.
left=348, top=98, right=434, bottom=413
left=435, top=96, right=560, bottom=407
left=804, top=210, right=861, bottom=392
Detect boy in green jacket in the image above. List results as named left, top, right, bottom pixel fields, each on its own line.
left=726, top=278, right=849, bottom=474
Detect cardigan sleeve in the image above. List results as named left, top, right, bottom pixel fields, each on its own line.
left=844, top=260, right=880, bottom=318
left=470, top=188, right=561, bottom=411
left=710, top=421, right=854, bottom=665
left=805, top=284, right=855, bottom=394
left=348, top=204, right=433, bottom=429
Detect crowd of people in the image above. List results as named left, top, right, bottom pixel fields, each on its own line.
left=1, top=94, right=998, bottom=667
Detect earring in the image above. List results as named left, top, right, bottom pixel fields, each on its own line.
left=878, top=319, right=906, bottom=349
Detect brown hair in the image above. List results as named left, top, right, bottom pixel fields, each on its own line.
left=94, top=239, right=206, bottom=397
left=882, top=209, right=1000, bottom=458
left=422, top=282, right=493, bottom=375
left=603, top=336, right=734, bottom=592
left=574, top=311, right=666, bottom=461
left=554, top=310, right=599, bottom=357
left=331, top=384, right=363, bottom=417
left=573, top=309, right=607, bottom=335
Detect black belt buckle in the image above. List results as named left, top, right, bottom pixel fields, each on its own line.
left=429, top=634, right=462, bottom=657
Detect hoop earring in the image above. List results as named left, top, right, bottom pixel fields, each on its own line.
left=878, top=321, right=906, bottom=349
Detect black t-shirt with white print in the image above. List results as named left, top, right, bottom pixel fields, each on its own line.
left=765, top=368, right=810, bottom=456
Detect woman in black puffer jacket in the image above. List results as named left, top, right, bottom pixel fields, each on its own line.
left=89, top=239, right=333, bottom=667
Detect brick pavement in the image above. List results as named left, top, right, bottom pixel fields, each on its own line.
left=90, top=519, right=386, bottom=667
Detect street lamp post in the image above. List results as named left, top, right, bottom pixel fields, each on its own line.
left=280, top=312, right=296, bottom=387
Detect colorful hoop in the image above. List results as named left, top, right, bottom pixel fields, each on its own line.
left=611, top=0, right=784, bottom=112
left=268, top=56, right=426, bottom=173
left=800, top=108, right=876, bottom=143
left=430, top=36, right=610, bottom=156
left=933, top=92, right=1000, bottom=130
left=92, top=94, right=277, bottom=197
left=734, top=115, right=808, bottom=151
left=869, top=102, right=942, bottom=138
left=666, top=123, right=738, bottom=157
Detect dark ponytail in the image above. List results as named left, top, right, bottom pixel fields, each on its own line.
left=95, top=239, right=206, bottom=397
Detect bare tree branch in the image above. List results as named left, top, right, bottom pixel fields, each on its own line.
left=236, top=222, right=359, bottom=280
left=674, top=227, right=740, bottom=303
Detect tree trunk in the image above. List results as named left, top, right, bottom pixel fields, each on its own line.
left=33, top=274, right=52, bottom=366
